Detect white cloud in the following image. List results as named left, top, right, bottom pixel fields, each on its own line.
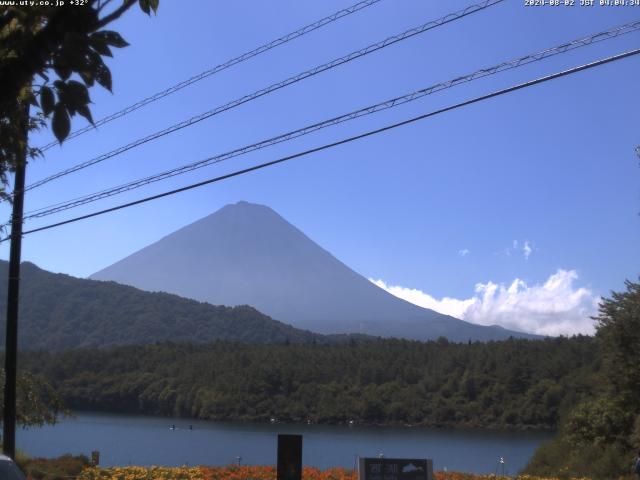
left=458, top=248, right=470, bottom=257
left=371, top=279, right=476, bottom=318
left=370, top=270, right=599, bottom=336
left=500, top=239, right=535, bottom=260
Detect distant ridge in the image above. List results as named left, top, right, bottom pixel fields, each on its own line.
left=91, top=201, right=539, bottom=341
left=0, top=260, right=326, bottom=350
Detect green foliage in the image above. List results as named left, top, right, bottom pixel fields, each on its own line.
left=0, top=369, right=65, bottom=427
left=21, top=336, right=598, bottom=429
left=594, top=280, right=640, bottom=410
left=525, top=279, right=640, bottom=479
left=524, top=437, right=634, bottom=480
left=562, top=396, right=632, bottom=447
left=0, top=0, right=159, bottom=197
left=16, top=453, right=90, bottom=480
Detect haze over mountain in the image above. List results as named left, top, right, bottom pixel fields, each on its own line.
left=0, top=260, right=325, bottom=350
left=91, top=201, right=538, bottom=341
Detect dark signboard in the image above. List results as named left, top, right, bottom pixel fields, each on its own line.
left=358, top=458, right=433, bottom=480
left=277, top=434, right=302, bottom=480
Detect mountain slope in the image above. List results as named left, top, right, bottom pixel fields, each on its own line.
left=0, top=261, right=324, bottom=350
left=91, top=201, right=538, bottom=341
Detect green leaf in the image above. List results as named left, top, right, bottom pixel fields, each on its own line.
left=59, top=32, right=90, bottom=70
left=53, top=60, right=71, bottom=81
left=56, top=80, right=90, bottom=116
left=95, top=64, right=112, bottom=92
left=139, top=0, right=151, bottom=14
left=79, top=70, right=95, bottom=87
left=52, top=103, right=70, bottom=143
left=91, top=30, right=129, bottom=48
left=89, top=37, right=112, bottom=57
left=65, top=80, right=91, bottom=106
left=40, top=86, right=55, bottom=116
left=149, top=0, right=159, bottom=13
left=79, top=49, right=104, bottom=88
left=76, top=104, right=94, bottom=125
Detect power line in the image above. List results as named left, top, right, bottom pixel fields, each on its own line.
left=36, top=0, right=385, bottom=152
left=22, top=19, right=640, bottom=220
left=6, top=47, right=638, bottom=243
left=24, top=0, right=504, bottom=193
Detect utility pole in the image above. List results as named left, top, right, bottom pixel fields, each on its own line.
left=3, top=104, right=29, bottom=459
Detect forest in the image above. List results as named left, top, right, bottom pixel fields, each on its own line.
left=21, top=336, right=598, bottom=430
left=0, top=261, right=329, bottom=349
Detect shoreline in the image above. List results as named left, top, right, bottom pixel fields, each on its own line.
left=58, top=408, right=557, bottom=433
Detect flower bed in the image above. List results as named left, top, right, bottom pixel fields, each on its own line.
left=77, top=466, right=205, bottom=480
left=74, top=465, right=593, bottom=480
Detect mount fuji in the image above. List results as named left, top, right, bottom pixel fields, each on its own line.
left=91, top=201, right=538, bottom=341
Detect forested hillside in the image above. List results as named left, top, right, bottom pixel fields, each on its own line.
left=22, top=336, right=598, bottom=429
left=523, top=280, right=640, bottom=479
left=0, top=261, right=324, bottom=349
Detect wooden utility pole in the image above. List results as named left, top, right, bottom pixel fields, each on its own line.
left=3, top=104, right=29, bottom=459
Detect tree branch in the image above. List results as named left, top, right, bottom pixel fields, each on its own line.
left=96, top=0, right=137, bottom=28
left=97, top=0, right=116, bottom=14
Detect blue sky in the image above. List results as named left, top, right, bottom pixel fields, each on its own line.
left=2, top=0, right=639, bottom=335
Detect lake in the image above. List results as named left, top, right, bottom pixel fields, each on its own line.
left=17, top=412, right=553, bottom=475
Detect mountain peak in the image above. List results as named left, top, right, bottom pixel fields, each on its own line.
left=91, top=203, right=538, bottom=341
left=201, top=201, right=286, bottom=227
left=222, top=200, right=269, bottom=210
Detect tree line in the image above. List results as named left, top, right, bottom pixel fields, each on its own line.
left=21, top=335, right=598, bottom=430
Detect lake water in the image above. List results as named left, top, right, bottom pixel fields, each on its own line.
left=17, top=412, right=553, bottom=475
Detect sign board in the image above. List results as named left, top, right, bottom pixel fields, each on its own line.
left=277, top=434, right=302, bottom=480
left=358, top=458, right=433, bottom=480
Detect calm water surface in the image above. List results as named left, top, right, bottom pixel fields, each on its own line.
left=17, top=412, right=553, bottom=475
